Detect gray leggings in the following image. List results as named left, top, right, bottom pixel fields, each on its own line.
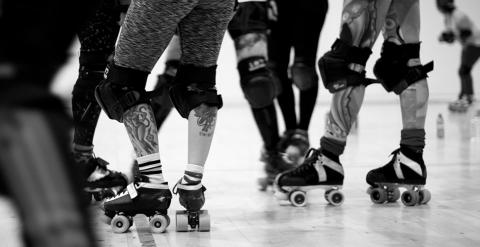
left=115, top=0, right=235, bottom=72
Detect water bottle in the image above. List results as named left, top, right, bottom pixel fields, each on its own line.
left=436, top=113, right=444, bottom=138
left=471, top=110, right=480, bottom=142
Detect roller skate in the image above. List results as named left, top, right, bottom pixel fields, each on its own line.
left=448, top=95, right=473, bottom=112
left=366, top=147, right=431, bottom=206
left=258, top=149, right=297, bottom=191
left=173, top=180, right=210, bottom=232
left=277, top=129, right=310, bottom=165
left=80, top=156, right=128, bottom=202
left=103, top=175, right=172, bottom=233
left=273, top=148, right=344, bottom=207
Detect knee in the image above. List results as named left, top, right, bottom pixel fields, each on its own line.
left=94, top=63, right=149, bottom=122
left=238, top=57, right=277, bottom=108
left=458, top=65, right=472, bottom=77
left=169, top=64, right=223, bottom=118
left=291, top=62, right=319, bottom=91
left=73, top=52, right=111, bottom=100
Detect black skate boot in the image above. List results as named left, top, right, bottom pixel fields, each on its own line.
left=277, top=129, right=310, bottom=165
left=103, top=175, right=172, bottom=233
left=274, top=148, right=344, bottom=207
left=80, top=156, right=128, bottom=202
left=366, top=147, right=430, bottom=206
left=258, top=149, right=298, bottom=191
left=173, top=180, right=210, bottom=232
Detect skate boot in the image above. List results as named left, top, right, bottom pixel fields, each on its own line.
left=274, top=148, right=344, bottom=207
left=277, top=129, right=310, bottom=165
left=448, top=95, right=473, bottom=112
left=258, top=149, right=298, bottom=191
left=80, top=156, right=128, bottom=202
left=103, top=175, right=172, bottom=233
left=366, top=147, right=430, bottom=206
left=173, top=180, right=210, bottom=232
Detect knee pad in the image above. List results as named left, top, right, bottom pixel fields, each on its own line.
left=459, top=64, right=472, bottom=77
left=374, top=41, right=434, bottom=95
left=94, top=63, right=149, bottom=122
left=290, top=61, right=318, bottom=91
left=318, top=39, right=372, bottom=93
left=238, top=56, right=276, bottom=108
left=169, top=64, right=223, bottom=119
left=228, top=2, right=269, bottom=40
left=72, top=52, right=110, bottom=101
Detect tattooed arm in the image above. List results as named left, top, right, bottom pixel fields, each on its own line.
left=123, top=104, right=159, bottom=156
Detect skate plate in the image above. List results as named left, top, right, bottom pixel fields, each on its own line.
left=107, top=212, right=170, bottom=233
left=274, top=185, right=344, bottom=207
left=367, top=183, right=431, bottom=206
left=176, top=210, right=210, bottom=232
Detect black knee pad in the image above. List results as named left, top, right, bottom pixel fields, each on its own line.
left=72, top=52, right=110, bottom=101
left=459, top=64, right=472, bottom=77
left=318, top=39, right=372, bottom=93
left=228, top=1, right=269, bottom=40
left=169, top=64, right=223, bottom=119
left=290, top=61, right=319, bottom=91
left=238, top=56, right=276, bottom=109
left=374, top=41, right=434, bottom=94
left=94, top=63, right=149, bottom=122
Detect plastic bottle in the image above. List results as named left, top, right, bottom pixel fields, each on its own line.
left=470, top=110, right=480, bottom=142
left=436, top=114, right=444, bottom=138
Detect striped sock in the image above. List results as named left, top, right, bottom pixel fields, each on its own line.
left=181, top=164, right=204, bottom=185
left=136, top=153, right=165, bottom=184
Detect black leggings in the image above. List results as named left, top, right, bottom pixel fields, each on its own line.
left=268, top=0, right=328, bottom=130
left=459, top=44, right=480, bottom=97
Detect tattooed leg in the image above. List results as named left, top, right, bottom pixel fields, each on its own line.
left=320, top=0, right=391, bottom=157
left=177, top=104, right=218, bottom=186
left=123, top=103, right=165, bottom=184
left=384, top=0, right=428, bottom=151
left=234, top=33, right=268, bottom=61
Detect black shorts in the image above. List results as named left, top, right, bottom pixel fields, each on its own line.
left=228, top=1, right=269, bottom=39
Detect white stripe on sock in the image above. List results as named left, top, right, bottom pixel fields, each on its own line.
left=185, top=164, right=204, bottom=173
left=136, top=153, right=161, bottom=164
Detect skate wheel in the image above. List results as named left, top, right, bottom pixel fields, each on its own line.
left=401, top=190, right=419, bottom=206
left=387, top=188, right=401, bottom=203
left=289, top=190, right=307, bottom=207
left=326, top=190, right=344, bottom=206
left=175, top=211, right=189, bottom=232
left=150, top=214, right=169, bottom=233
left=369, top=187, right=387, bottom=204
left=198, top=210, right=210, bottom=232
left=111, top=214, right=131, bottom=233
left=419, top=189, right=431, bottom=204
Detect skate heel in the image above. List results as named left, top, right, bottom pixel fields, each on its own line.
left=367, top=183, right=431, bottom=206
left=175, top=210, right=210, bottom=232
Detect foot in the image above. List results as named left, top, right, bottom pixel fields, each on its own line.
left=173, top=180, right=206, bottom=212
left=80, top=156, right=128, bottom=200
left=104, top=176, right=172, bottom=218
left=277, top=129, right=310, bottom=165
